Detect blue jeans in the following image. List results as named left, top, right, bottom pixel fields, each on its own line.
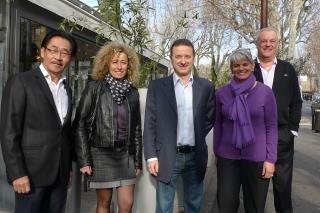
left=156, top=152, right=203, bottom=213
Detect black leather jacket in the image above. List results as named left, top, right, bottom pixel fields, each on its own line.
left=73, top=80, right=142, bottom=169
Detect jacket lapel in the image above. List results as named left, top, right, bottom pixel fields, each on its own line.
left=63, top=82, right=72, bottom=126
left=272, top=62, right=282, bottom=92
left=254, top=61, right=264, bottom=82
left=33, top=68, right=63, bottom=125
left=162, top=75, right=177, bottom=115
left=192, top=77, right=200, bottom=120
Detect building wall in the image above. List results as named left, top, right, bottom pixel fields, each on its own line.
left=0, top=0, right=15, bottom=211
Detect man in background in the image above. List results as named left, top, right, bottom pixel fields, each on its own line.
left=254, top=27, right=302, bottom=213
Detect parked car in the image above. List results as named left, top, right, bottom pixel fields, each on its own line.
left=311, top=92, right=320, bottom=130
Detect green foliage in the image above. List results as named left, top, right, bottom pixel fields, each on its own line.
left=215, top=64, right=232, bottom=89
left=193, top=65, right=199, bottom=77
left=123, top=1, right=152, bottom=52
left=138, top=56, right=168, bottom=88
left=59, top=13, right=87, bottom=32
left=97, top=0, right=121, bottom=28
left=292, top=55, right=310, bottom=75
left=59, top=1, right=199, bottom=88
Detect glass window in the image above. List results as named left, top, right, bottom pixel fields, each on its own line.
left=19, top=18, right=100, bottom=108
left=0, top=0, right=9, bottom=104
left=20, top=18, right=47, bottom=72
left=0, top=2, right=14, bottom=212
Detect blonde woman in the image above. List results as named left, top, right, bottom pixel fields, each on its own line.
left=73, top=42, right=142, bottom=213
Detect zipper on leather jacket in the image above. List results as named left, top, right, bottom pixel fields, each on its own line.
left=125, top=96, right=131, bottom=168
left=111, top=101, right=115, bottom=147
left=126, top=96, right=131, bottom=146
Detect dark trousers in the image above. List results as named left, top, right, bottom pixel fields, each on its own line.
left=15, top=178, right=67, bottom=213
left=273, top=136, right=294, bottom=213
left=217, top=157, right=270, bottom=213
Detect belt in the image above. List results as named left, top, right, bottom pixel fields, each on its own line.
left=114, top=140, right=126, bottom=149
left=176, top=145, right=196, bottom=153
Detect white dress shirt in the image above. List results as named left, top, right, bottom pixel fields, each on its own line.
left=173, top=72, right=195, bottom=146
left=257, top=57, right=277, bottom=89
left=40, top=64, right=68, bottom=124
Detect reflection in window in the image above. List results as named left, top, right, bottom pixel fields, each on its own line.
left=0, top=0, right=9, bottom=104
left=20, top=18, right=47, bottom=72
left=19, top=18, right=100, bottom=109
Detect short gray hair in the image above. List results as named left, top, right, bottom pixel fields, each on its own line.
left=257, top=27, right=279, bottom=42
left=229, top=48, right=254, bottom=67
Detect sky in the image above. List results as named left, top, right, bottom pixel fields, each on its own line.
left=81, top=0, right=98, bottom=7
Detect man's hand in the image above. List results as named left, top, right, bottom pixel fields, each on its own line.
left=135, top=169, right=141, bottom=176
left=147, top=160, right=159, bottom=176
left=80, top=165, right=92, bottom=175
left=13, top=176, right=30, bottom=194
left=261, top=161, right=275, bottom=179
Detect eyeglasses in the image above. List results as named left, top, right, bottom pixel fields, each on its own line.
left=45, top=47, right=72, bottom=58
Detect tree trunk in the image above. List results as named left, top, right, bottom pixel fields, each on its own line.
left=287, top=0, right=303, bottom=61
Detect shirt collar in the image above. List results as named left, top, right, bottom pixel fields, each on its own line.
left=40, top=64, right=66, bottom=84
left=173, top=72, right=193, bottom=86
left=257, top=57, right=277, bottom=65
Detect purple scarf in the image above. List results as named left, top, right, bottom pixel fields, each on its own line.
left=228, top=74, right=256, bottom=149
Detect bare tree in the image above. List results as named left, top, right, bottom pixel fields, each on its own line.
left=204, top=0, right=320, bottom=61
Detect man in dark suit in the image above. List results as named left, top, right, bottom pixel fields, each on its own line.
left=143, top=39, right=215, bottom=213
left=0, top=30, right=77, bottom=213
left=254, top=27, right=302, bottom=213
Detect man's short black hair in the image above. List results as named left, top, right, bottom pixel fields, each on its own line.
left=170, top=38, right=195, bottom=58
left=41, top=30, right=78, bottom=56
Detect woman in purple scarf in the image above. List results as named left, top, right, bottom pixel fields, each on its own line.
left=214, top=49, right=277, bottom=213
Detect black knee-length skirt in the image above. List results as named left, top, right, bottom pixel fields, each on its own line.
left=88, top=146, right=136, bottom=189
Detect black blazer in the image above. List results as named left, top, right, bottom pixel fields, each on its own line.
left=143, top=75, right=215, bottom=183
left=254, top=59, right=302, bottom=142
left=0, top=67, right=73, bottom=186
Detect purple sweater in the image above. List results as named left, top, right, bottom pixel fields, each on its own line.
left=214, top=82, right=278, bottom=163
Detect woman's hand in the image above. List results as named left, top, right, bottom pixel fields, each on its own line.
left=80, top=165, right=92, bottom=175
left=135, top=169, right=141, bottom=176
left=261, top=161, right=275, bottom=179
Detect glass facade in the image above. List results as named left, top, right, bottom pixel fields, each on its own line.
left=19, top=18, right=100, bottom=108
left=0, top=0, right=9, bottom=104
left=0, top=1, right=13, bottom=212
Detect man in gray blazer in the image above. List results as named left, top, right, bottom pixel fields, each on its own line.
left=143, top=39, right=215, bottom=213
left=0, top=30, right=77, bottom=213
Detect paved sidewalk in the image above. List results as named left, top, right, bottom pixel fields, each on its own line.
left=2, top=102, right=320, bottom=213
left=202, top=102, right=320, bottom=213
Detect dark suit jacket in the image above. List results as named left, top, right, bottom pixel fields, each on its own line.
left=254, top=59, right=302, bottom=142
left=143, top=75, right=215, bottom=183
left=0, top=67, right=73, bottom=186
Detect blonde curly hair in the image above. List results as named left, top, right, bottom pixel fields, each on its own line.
left=91, top=41, right=140, bottom=85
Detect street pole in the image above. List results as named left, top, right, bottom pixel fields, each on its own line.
left=261, top=0, right=268, bottom=29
